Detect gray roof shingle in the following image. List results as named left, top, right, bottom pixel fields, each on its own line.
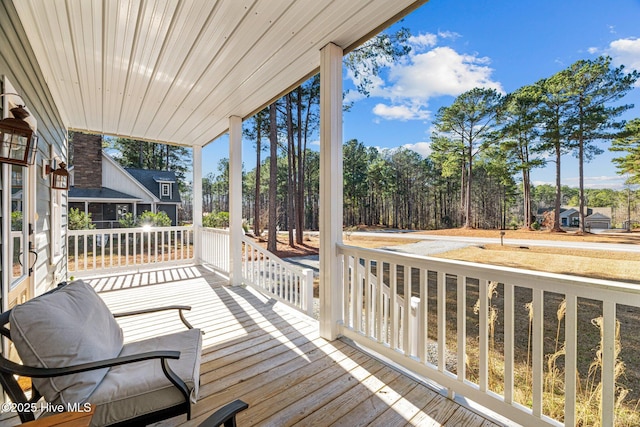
left=124, top=168, right=181, bottom=203
left=69, top=187, right=139, bottom=200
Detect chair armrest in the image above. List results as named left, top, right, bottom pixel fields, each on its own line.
left=0, top=350, right=180, bottom=378
left=198, top=399, right=249, bottom=427
left=113, top=305, right=196, bottom=330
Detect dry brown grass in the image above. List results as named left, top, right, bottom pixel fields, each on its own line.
left=265, top=228, right=640, bottom=283
left=435, top=244, right=640, bottom=284
left=416, top=227, right=640, bottom=244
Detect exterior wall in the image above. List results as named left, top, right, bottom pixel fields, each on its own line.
left=157, top=204, right=178, bottom=225
left=102, top=156, right=157, bottom=201
left=71, top=132, right=102, bottom=189
left=0, top=1, right=68, bottom=299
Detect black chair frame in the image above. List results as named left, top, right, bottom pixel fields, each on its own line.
left=0, top=284, right=195, bottom=426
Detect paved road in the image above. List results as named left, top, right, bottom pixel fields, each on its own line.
left=348, top=231, right=640, bottom=253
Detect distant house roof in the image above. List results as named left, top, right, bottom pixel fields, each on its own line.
left=124, top=168, right=181, bottom=203
left=69, top=187, right=141, bottom=201
left=585, top=212, right=611, bottom=220
left=559, top=208, right=578, bottom=219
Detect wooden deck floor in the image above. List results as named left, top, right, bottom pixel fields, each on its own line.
left=7, top=265, right=505, bottom=426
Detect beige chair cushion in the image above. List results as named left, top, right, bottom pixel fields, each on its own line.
left=88, top=328, right=202, bottom=426
left=10, top=280, right=124, bottom=406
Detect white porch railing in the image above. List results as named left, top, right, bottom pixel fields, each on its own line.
left=338, top=243, right=640, bottom=427
left=68, top=226, right=194, bottom=275
left=241, top=235, right=314, bottom=316
left=200, top=226, right=230, bottom=273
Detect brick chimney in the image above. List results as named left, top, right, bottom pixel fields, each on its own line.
left=71, top=132, right=102, bottom=189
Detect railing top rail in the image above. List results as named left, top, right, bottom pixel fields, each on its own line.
left=200, top=226, right=230, bottom=234
left=68, top=225, right=193, bottom=235
left=338, top=242, right=640, bottom=301
left=241, top=235, right=287, bottom=264
left=241, top=235, right=312, bottom=274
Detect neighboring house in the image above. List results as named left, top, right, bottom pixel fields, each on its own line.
left=538, top=206, right=608, bottom=228
left=559, top=208, right=579, bottom=227
left=68, top=133, right=181, bottom=228
left=585, top=212, right=611, bottom=229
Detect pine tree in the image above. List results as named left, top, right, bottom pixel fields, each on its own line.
left=432, top=88, right=503, bottom=228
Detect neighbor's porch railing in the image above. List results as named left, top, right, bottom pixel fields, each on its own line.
left=68, top=226, right=194, bottom=275
left=338, top=243, right=640, bottom=427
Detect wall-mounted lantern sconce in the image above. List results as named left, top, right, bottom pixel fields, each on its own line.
left=0, top=94, right=37, bottom=166
left=45, top=162, right=69, bottom=190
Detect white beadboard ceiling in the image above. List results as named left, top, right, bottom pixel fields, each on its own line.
left=13, top=0, right=426, bottom=148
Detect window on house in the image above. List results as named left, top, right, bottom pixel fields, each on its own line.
left=161, top=183, right=171, bottom=198
left=9, top=164, right=27, bottom=282
left=116, top=204, right=129, bottom=219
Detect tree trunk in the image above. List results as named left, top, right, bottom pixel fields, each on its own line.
left=460, top=162, right=465, bottom=227
left=254, top=123, right=262, bottom=237
left=552, top=142, right=563, bottom=232
left=578, top=104, right=586, bottom=234
left=296, top=87, right=304, bottom=244
left=578, top=138, right=586, bottom=233
left=285, top=94, right=295, bottom=247
left=464, top=144, right=473, bottom=228
left=522, top=169, right=532, bottom=229
left=267, top=103, right=278, bottom=253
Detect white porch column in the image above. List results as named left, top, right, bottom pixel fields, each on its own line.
left=192, top=145, right=203, bottom=263
left=319, top=42, right=343, bottom=340
left=228, top=116, right=243, bottom=285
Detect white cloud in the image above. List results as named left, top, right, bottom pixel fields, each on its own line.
left=408, top=33, right=438, bottom=49
left=438, top=30, right=461, bottom=40
left=367, top=46, right=503, bottom=122
left=385, top=46, right=503, bottom=100
left=565, top=175, right=627, bottom=190
left=372, top=103, right=430, bottom=121
left=345, top=31, right=503, bottom=123
left=403, top=142, right=432, bottom=157
left=344, top=89, right=365, bottom=105
left=606, top=37, right=640, bottom=71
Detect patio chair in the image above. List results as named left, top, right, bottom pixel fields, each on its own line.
left=0, top=280, right=205, bottom=426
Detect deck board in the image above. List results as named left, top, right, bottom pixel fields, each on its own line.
left=4, top=265, right=504, bottom=426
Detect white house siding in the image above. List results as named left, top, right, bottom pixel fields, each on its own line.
left=0, top=2, right=68, bottom=300
left=102, top=156, right=157, bottom=201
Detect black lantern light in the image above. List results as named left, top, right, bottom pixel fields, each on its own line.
left=0, top=101, right=36, bottom=166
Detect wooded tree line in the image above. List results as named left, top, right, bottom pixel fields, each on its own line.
left=203, top=138, right=640, bottom=232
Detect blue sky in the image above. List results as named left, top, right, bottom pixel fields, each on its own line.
left=203, top=0, right=640, bottom=189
